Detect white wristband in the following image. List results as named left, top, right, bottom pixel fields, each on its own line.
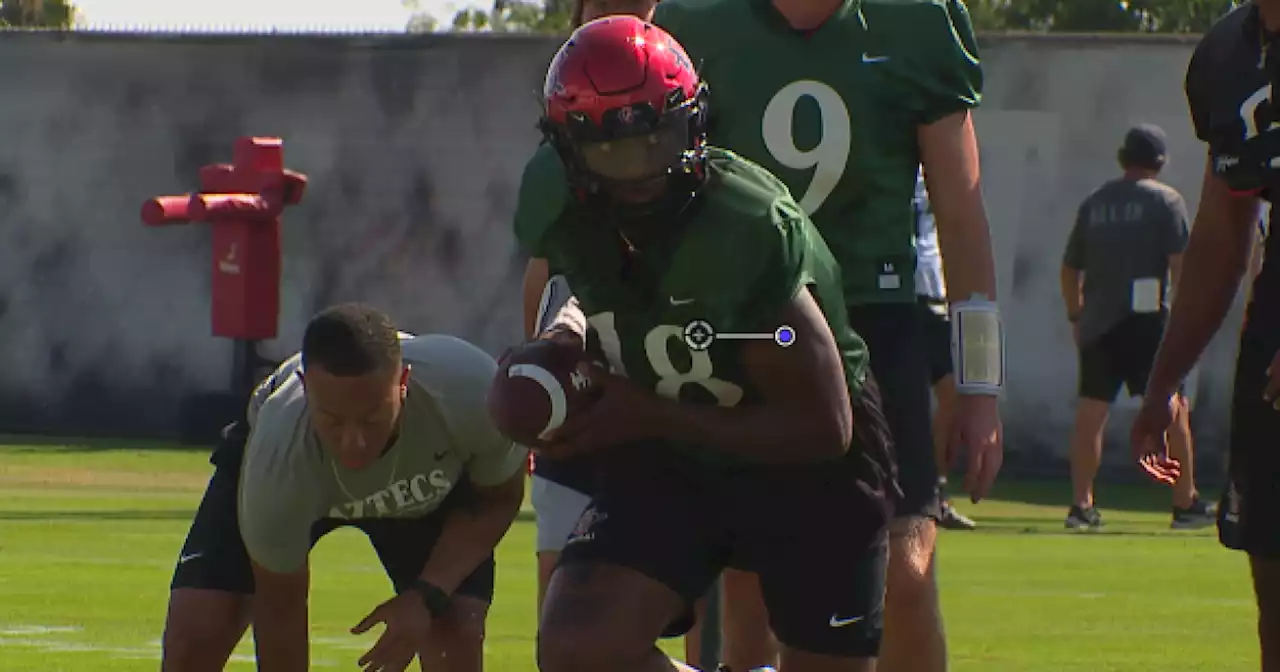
left=951, top=297, right=1005, bottom=396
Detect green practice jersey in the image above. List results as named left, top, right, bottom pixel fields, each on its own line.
left=654, top=0, right=983, bottom=304
left=515, top=148, right=869, bottom=461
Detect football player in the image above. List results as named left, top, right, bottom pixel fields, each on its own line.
left=519, top=0, right=660, bottom=627
left=645, top=2, right=1004, bottom=668
left=520, top=0, right=1005, bottom=668
left=1133, top=2, right=1280, bottom=667
left=525, top=17, right=897, bottom=672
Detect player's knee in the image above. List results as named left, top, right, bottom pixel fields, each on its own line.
left=887, top=518, right=938, bottom=600
left=537, top=622, right=628, bottom=672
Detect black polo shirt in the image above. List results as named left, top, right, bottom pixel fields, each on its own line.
left=1186, top=1, right=1280, bottom=329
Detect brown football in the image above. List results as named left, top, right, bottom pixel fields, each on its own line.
left=487, top=338, right=603, bottom=447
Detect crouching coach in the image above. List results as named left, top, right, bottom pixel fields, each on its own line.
left=160, top=303, right=527, bottom=672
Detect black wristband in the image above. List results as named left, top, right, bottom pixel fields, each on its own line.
left=405, top=580, right=451, bottom=617
left=1067, top=313, right=1080, bottom=323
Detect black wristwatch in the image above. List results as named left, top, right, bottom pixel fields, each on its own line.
left=404, top=580, right=451, bottom=617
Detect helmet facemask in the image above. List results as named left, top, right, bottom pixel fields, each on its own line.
left=546, top=82, right=709, bottom=222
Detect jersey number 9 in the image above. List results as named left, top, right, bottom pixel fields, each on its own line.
left=762, top=79, right=851, bottom=216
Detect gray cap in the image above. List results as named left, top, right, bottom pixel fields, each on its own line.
left=1121, top=123, right=1168, bottom=166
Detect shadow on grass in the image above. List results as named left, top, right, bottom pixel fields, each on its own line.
left=0, top=509, right=195, bottom=521
left=0, top=436, right=210, bottom=453
left=0, top=509, right=542, bottom=523
left=954, top=472, right=1194, bottom=515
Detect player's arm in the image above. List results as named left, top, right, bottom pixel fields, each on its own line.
left=416, top=460, right=525, bottom=597
left=1146, top=44, right=1264, bottom=396
left=1060, top=206, right=1086, bottom=322
left=648, top=286, right=853, bottom=462
left=921, top=111, right=997, bottom=304
left=514, top=145, right=571, bottom=335
left=248, top=562, right=310, bottom=672
left=238, top=447, right=313, bottom=671
left=1146, top=158, right=1261, bottom=397
left=234, top=382, right=319, bottom=672
left=522, top=258, right=552, bottom=337
left=419, top=348, right=529, bottom=596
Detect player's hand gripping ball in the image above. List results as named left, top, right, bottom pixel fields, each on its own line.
left=488, top=338, right=604, bottom=448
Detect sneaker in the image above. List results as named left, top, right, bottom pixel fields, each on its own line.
left=939, top=501, right=978, bottom=530
left=1065, top=505, right=1102, bottom=529
left=1171, top=498, right=1217, bottom=530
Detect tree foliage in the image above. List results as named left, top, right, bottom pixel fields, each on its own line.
left=970, top=0, right=1242, bottom=33
left=0, top=0, right=77, bottom=28
left=447, top=0, right=573, bottom=32
left=429, top=0, right=1244, bottom=34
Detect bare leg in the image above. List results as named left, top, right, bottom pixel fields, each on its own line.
left=161, top=588, right=251, bottom=672
left=683, top=597, right=706, bottom=668
left=1069, top=398, right=1110, bottom=508
left=721, top=568, right=778, bottom=670
left=877, top=518, right=944, bottom=672
left=1253, top=556, right=1280, bottom=672
left=1165, top=394, right=1198, bottom=509
left=779, top=646, right=875, bottom=672
left=537, top=551, right=560, bottom=617
left=538, top=563, right=688, bottom=672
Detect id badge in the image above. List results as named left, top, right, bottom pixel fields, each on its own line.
left=1131, top=278, right=1161, bottom=313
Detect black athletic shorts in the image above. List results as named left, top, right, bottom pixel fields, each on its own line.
left=847, top=302, right=939, bottom=520
left=1218, top=322, right=1280, bottom=558
left=170, top=422, right=496, bottom=600
left=556, top=376, right=894, bottom=658
left=917, top=297, right=953, bottom=386
left=1077, top=313, right=1165, bottom=402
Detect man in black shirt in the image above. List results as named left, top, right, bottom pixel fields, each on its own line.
left=1132, top=3, right=1280, bottom=668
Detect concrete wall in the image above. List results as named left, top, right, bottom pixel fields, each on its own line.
left=0, top=31, right=1249, bottom=468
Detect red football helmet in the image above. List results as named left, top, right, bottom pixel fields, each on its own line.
left=541, top=16, right=709, bottom=208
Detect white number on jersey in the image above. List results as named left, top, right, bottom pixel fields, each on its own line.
left=761, top=79, right=852, bottom=216
left=588, top=313, right=744, bottom=407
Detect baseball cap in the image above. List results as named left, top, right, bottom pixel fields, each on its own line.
left=1121, top=123, right=1168, bottom=166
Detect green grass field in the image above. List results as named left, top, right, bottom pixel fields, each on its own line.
left=0, top=440, right=1261, bottom=671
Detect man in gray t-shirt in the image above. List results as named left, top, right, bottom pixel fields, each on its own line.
left=1059, top=124, right=1213, bottom=532
left=160, top=304, right=527, bottom=672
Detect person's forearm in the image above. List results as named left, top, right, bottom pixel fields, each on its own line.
left=522, top=258, right=552, bottom=337
left=934, top=201, right=998, bottom=301
left=1148, top=209, right=1256, bottom=394
left=1060, top=270, right=1082, bottom=318
left=649, top=397, right=848, bottom=463
left=418, top=479, right=524, bottom=594
left=251, top=596, right=309, bottom=672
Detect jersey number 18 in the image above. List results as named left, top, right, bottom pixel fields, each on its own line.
left=588, top=312, right=744, bottom=407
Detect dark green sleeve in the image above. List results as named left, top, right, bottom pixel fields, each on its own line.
left=513, top=144, right=571, bottom=258
left=717, top=198, right=810, bottom=334
left=870, top=0, right=983, bottom=125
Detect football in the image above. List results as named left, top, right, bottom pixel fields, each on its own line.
left=488, top=338, right=603, bottom=446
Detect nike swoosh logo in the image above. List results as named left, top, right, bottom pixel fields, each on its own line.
left=178, top=552, right=203, bottom=564
left=861, top=53, right=889, bottom=63
left=829, top=614, right=865, bottom=627
left=669, top=297, right=695, bottom=306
